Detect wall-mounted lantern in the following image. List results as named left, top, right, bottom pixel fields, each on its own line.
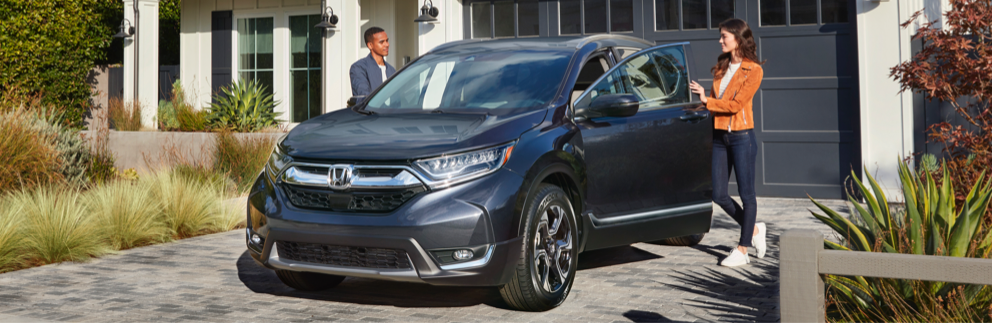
left=113, top=19, right=135, bottom=38
left=315, top=0, right=340, bottom=31
left=414, top=0, right=440, bottom=24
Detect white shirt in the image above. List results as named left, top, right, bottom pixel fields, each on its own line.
left=379, top=65, right=387, bottom=82
left=717, top=62, right=741, bottom=99
left=717, top=62, right=742, bottom=131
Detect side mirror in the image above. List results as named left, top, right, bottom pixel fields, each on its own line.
left=588, top=94, right=639, bottom=118
left=347, top=96, right=366, bottom=108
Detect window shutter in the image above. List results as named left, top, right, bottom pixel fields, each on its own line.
left=211, top=10, right=233, bottom=103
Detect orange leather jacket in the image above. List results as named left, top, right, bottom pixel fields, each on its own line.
left=707, top=59, right=763, bottom=132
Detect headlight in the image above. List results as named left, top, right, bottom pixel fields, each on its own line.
left=413, top=141, right=516, bottom=188
left=266, top=145, right=292, bottom=181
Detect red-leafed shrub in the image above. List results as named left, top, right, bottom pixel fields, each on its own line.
left=891, top=0, right=992, bottom=226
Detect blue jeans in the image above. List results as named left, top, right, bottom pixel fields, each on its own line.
left=712, top=129, right=758, bottom=247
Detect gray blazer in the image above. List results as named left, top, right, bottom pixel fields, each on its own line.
left=349, top=54, right=396, bottom=97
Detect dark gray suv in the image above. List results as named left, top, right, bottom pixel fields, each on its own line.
left=246, top=35, right=713, bottom=311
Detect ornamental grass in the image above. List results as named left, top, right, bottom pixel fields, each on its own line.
left=0, top=196, right=26, bottom=273
left=86, top=180, right=171, bottom=250
left=145, top=171, right=235, bottom=239
left=0, top=170, right=245, bottom=273
left=12, top=187, right=112, bottom=265
left=0, top=109, right=63, bottom=194
left=108, top=98, right=143, bottom=131
left=214, top=130, right=276, bottom=194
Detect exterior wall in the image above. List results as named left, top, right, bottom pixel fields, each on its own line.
left=181, top=0, right=465, bottom=119
left=856, top=0, right=948, bottom=201
left=180, top=0, right=323, bottom=119
left=417, top=0, right=464, bottom=55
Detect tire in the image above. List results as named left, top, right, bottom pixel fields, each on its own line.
left=275, top=270, right=346, bottom=291
left=658, top=233, right=705, bottom=246
left=499, top=184, right=579, bottom=311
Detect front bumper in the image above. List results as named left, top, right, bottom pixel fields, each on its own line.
left=246, top=168, right=526, bottom=287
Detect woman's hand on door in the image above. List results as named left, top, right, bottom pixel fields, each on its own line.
left=689, top=81, right=708, bottom=104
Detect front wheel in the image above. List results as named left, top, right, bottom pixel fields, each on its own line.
left=499, top=184, right=578, bottom=311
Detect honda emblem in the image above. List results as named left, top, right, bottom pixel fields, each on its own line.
left=327, top=164, right=354, bottom=190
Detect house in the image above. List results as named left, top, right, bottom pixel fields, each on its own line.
left=118, top=0, right=949, bottom=201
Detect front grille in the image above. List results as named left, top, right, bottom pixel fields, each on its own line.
left=282, top=185, right=426, bottom=212
left=277, top=241, right=412, bottom=269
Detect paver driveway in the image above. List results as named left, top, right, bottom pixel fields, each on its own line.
left=0, top=197, right=846, bottom=322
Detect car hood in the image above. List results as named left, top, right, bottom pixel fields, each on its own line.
left=281, top=109, right=548, bottom=161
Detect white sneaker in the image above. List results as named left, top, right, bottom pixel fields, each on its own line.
left=753, top=222, right=767, bottom=259
left=720, top=248, right=750, bottom=267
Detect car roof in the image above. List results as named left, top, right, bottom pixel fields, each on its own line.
left=427, top=35, right=655, bottom=55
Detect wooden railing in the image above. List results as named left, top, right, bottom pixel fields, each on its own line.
left=779, top=229, right=992, bottom=322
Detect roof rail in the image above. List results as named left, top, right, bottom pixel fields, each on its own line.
left=426, top=39, right=488, bottom=54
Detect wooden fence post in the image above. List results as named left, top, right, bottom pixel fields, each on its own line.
left=780, top=229, right=825, bottom=323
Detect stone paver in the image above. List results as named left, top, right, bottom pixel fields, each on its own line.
left=0, top=197, right=848, bottom=322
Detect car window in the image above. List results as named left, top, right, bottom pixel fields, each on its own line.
left=570, top=53, right=611, bottom=105
left=575, top=45, right=690, bottom=112
left=615, top=47, right=641, bottom=60
left=365, top=49, right=572, bottom=114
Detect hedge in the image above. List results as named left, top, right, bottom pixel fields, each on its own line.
left=0, top=0, right=120, bottom=128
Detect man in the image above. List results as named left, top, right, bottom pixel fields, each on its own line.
left=350, top=27, right=395, bottom=97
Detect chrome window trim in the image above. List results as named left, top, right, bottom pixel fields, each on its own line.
left=438, top=245, right=495, bottom=270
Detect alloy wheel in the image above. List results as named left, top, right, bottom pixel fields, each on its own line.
left=532, top=204, right=573, bottom=294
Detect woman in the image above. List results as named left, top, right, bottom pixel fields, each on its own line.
left=688, top=18, right=766, bottom=267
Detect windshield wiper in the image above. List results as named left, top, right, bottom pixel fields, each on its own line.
left=430, top=109, right=444, bottom=114
left=355, top=108, right=376, bottom=115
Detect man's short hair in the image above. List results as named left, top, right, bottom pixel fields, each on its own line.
left=364, top=27, right=385, bottom=45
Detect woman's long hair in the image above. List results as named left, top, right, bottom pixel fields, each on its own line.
left=711, top=18, right=764, bottom=80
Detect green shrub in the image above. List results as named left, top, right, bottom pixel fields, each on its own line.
left=159, top=80, right=210, bottom=132
left=14, top=187, right=111, bottom=265
left=215, top=131, right=276, bottom=193
left=811, top=161, right=992, bottom=322
left=0, top=195, right=26, bottom=272
left=0, top=109, right=63, bottom=194
left=158, top=100, right=180, bottom=130
left=86, top=181, right=170, bottom=250
left=0, top=0, right=121, bottom=128
left=108, top=98, right=143, bottom=131
left=208, top=79, right=282, bottom=132
left=30, top=110, right=93, bottom=187
left=145, top=171, right=230, bottom=239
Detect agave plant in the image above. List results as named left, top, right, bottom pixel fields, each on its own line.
left=810, top=160, right=992, bottom=321
left=208, top=78, right=282, bottom=132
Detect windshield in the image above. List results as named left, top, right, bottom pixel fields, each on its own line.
left=364, top=48, right=572, bottom=114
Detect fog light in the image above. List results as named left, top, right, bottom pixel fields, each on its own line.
left=452, top=249, right=473, bottom=260
left=251, top=234, right=262, bottom=245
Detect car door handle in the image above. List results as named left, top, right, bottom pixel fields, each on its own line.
left=680, top=112, right=708, bottom=121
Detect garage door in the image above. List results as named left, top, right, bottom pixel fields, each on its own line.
left=465, top=0, right=859, bottom=199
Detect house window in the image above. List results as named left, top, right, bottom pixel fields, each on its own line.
left=656, top=0, right=735, bottom=31
left=470, top=0, right=540, bottom=38
left=560, top=0, right=633, bottom=35
left=289, top=14, right=322, bottom=123
left=237, top=17, right=274, bottom=96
